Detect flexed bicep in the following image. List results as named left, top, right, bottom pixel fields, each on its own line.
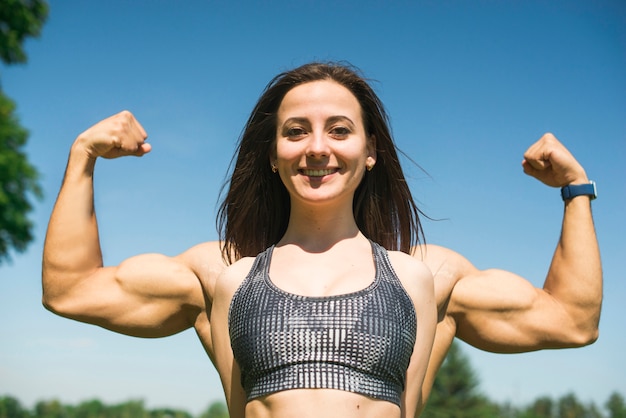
left=449, top=269, right=584, bottom=353
left=45, top=252, right=206, bottom=338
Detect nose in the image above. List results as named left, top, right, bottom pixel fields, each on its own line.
left=306, top=131, right=330, bottom=158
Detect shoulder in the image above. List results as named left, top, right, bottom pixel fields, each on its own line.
left=215, top=256, right=257, bottom=299
left=387, top=250, right=436, bottom=326
left=412, top=244, right=476, bottom=276
left=224, top=255, right=257, bottom=280
left=411, top=243, right=479, bottom=290
left=411, top=244, right=484, bottom=315
left=386, top=250, right=433, bottom=294
left=174, top=241, right=228, bottom=303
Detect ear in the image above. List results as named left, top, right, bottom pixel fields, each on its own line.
left=366, top=134, right=377, bottom=167
left=269, top=143, right=277, bottom=167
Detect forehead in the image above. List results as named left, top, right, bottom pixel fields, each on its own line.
left=277, top=80, right=362, bottom=120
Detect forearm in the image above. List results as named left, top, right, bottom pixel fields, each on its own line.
left=42, top=140, right=103, bottom=305
left=544, top=193, right=602, bottom=342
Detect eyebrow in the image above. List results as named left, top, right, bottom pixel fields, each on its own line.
left=326, top=115, right=356, bottom=127
left=281, top=115, right=356, bottom=127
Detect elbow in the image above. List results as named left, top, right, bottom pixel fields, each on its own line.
left=564, top=321, right=600, bottom=348
left=41, top=292, right=66, bottom=316
left=554, top=329, right=599, bottom=348
left=559, top=297, right=603, bottom=348
left=41, top=274, right=73, bottom=317
left=42, top=293, right=82, bottom=321
left=41, top=279, right=58, bottom=313
left=574, top=326, right=600, bottom=347
left=573, top=303, right=603, bottom=347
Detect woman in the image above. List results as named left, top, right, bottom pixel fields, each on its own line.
left=211, top=62, right=437, bottom=418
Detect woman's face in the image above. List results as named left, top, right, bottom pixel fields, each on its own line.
left=273, top=80, right=376, bottom=208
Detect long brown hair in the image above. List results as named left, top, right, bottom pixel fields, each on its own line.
left=217, top=62, right=425, bottom=263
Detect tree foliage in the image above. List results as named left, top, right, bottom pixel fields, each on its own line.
left=0, top=395, right=29, bottom=418
left=422, top=340, right=500, bottom=417
left=606, top=392, right=626, bottom=418
left=0, top=0, right=48, bottom=264
left=0, top=396, right=200, bottom=418
left=0, top=0, right=48, bottom=65
left=199, top=402, right=229, bottom=418
left=420, top=340, right=624, bottom=418
left=0, top=93, right=42, bottom=263
left=518, top=396, right=555, bottom=418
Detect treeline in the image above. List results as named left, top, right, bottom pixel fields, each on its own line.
left=2, top=343, right=625, bottom=418
left=0, top=398, right=228, bottom=418
left=2, top=391, right=625, bottom=418
left=420, top=343, right=626, bottom=418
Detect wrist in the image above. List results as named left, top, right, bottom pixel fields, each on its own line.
left=561, top=180, right=597, bottom=201
left=68, top=140, right=98, bottom=177
left=567, top=167, right=589, bottom=185
left=72, top=135, right=100, bottom=159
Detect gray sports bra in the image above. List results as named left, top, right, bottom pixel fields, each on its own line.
left=228, top=241, right=417, bottom=406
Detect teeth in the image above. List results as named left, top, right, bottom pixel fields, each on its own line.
left=303, top=169, right=334, bottom=177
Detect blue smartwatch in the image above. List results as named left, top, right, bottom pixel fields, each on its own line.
left=561, top=181, right=597, bottom=201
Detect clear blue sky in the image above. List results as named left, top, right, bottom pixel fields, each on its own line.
left=1, top=0, right=625, bottom=414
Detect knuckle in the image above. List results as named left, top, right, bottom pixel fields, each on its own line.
left=542, top=132, right=556, bottom=142
left=119, top=109, right=133, bottom=119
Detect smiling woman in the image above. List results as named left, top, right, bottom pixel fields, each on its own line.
left=217, top=62, right=427, bottom=263
left=211, top=62, right=437, bottom=418
left=272, top=80, right=376, bottom=210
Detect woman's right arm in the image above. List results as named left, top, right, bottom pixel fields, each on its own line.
left=42, top=111, right=205, bottom=337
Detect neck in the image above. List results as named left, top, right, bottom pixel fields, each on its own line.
left=279, top=201, right=363, bottom=252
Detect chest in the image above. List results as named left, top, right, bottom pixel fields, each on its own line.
left=229, top=273, right=417, bottom=384
left=268, top=249, right=377, bottom=297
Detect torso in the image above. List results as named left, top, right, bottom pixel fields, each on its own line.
left=229, top=242, right=417, bottom=407
left=189, top=241, right=466, bottom=409
left=244, top=388, right=400, bottom=418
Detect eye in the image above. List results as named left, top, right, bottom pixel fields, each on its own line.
left=285, top=126, right=307, bottom=138
left=329, top=126, right=351, bottom=138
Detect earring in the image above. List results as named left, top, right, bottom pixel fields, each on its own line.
left=366, top=163, right=374, bottom=171
left=271, top=164, right=278, bottom=173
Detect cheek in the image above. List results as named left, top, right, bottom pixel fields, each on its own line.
left=340, top=144, right=370, bottom=165
left=275, top=140, right=303, bottom=162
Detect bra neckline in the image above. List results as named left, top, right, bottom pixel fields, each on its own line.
left=262, top=241, right=381, bottom=301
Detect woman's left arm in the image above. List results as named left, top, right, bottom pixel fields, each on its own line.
left=448, top=134, right=602, bottom=352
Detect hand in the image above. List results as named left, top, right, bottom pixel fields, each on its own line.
left=74, top=110, right=151, bottom=159
left=521, top=133, right=588, bottom=187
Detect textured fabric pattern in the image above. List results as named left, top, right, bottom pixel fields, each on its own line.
left=228, top=241, right=417, bottom=406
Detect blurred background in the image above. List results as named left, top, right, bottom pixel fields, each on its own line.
left=1, top=0, right=624, bottom=416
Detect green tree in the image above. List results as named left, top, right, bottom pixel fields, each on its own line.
left=0, top=395, right=29, bottom=418
left=199, top=401, right=229, bottom=418
left=587, top=402, right=605, bottom=418
left=34, top=399, right=66, bottom=418
left=69, top=398, right=106, bottom=418
left=0, top=0, right=48, bottom=264
left=557, top=393, right=586, bottom=418
left=421, top=340, right=500, bottom=418
left=0, top=0, right=48, bottom=65
left=149, top=408, right=193, bottom=418
left=519, top=396, right=555, bottom=418
left=0, top=93, right=42, bottom=263
left=606, top=392, right=626, bottom=418
left=107, top=400, right=148, bottom=418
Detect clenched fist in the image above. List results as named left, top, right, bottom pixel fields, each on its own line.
left=74, top=110, right=151, bottom=159
left=522, top=133, right=588, bottom=188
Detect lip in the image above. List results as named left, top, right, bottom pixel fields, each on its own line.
left=298, top=168, right=338, bottom=177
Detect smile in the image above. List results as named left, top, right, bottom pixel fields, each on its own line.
left=300, top=168, right=336, bottom=177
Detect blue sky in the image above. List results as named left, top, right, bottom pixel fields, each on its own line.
left=1, top=0, right=625, bottom=414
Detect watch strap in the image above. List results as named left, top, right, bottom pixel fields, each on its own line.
left=561, top=181, right=597, bottom=201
